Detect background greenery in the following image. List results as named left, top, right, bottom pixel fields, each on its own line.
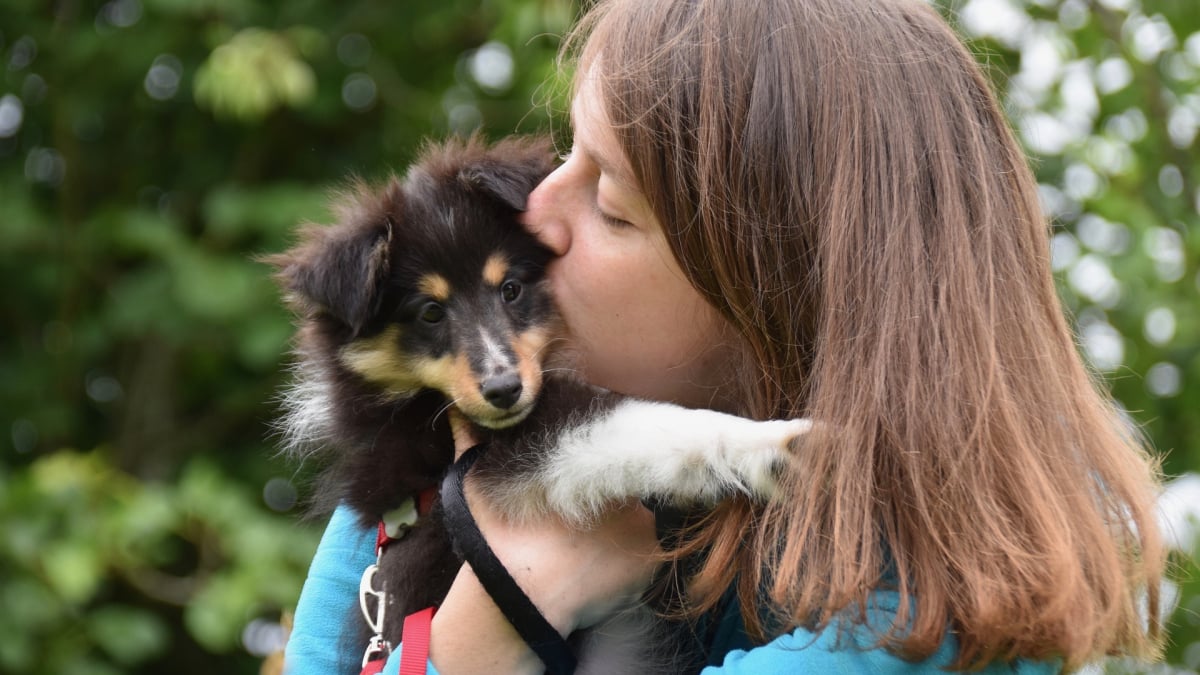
left=0, top=0, right=1196, bottom=673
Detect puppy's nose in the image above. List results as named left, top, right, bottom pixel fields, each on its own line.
left=481, top=372, right=523, bottom=410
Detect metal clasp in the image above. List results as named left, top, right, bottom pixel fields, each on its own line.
left=359, top=563, right=387, bottom=636
left=361, top=634, right=392, bottom=667
left=359, top=564, right=392, bottom=667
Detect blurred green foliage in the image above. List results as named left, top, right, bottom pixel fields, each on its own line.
left=0, top=0, right=1195, bottom=672
left=0, top=451, right=315, bottom=672
left=0, top=0, right=567, bottom=672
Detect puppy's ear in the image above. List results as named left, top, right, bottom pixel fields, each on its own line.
left=268, top=211, right=393, bottom=336
left=458, top=138, right=557, bottom=211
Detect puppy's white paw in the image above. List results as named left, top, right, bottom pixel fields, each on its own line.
left=530, top=403, right=814, bottom=521
left=715, top=417, right=810, bottom=497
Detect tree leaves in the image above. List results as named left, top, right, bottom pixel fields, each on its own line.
left=194, top=29, right=319, bottom=121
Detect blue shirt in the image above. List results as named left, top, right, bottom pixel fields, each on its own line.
left=283, top=505, right=1061, bottom=674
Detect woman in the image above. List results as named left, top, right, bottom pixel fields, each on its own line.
left=286, top=0, right=1165, bottom=672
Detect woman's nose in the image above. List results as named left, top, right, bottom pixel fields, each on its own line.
left=520, top=163, right=572, bottom=256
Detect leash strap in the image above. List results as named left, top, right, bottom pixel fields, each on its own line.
left=398, top=606, right=436, bottom=675
left=641, top=496, right=692, bottom=548
left=440, top=443, right=578, bottom=675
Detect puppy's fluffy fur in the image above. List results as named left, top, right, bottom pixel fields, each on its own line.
left=269, top=136, right=807, bottom=673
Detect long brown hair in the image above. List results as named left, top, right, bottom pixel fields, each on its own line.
left=564, top=0, right=1164, bottom=669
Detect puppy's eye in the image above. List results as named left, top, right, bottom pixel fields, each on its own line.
left=420, top=302, right=445, bottom=324
left=501, top=280, right=522, bottom=303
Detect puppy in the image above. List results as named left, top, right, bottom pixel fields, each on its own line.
left=269, top=135, right=807, bottom=673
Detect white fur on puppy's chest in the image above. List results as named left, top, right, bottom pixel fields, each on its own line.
left=494, top=400, right=810, bottom=525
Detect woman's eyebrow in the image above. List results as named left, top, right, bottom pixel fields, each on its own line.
left=581, top=142, right=637, bottom=192
left=570, top=107, right=637, bottom=191
left=590, top=147, right=638, bottom=189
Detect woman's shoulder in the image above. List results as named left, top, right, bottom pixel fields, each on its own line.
left=705, top=589, right=1062, bottom=674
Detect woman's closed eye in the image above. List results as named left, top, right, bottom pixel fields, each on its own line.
left=595, top=204, right=634, bottom=229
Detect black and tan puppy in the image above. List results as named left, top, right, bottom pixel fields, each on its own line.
left=270, top=136, right=807, bottom=673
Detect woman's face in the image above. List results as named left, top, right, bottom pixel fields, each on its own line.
left=521, top=81, right=735, bottom=410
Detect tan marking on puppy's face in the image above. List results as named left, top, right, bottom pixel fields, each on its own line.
left=339, top=326, right=424, bottom=394
left=417, top=273, right=452, bottom=301
left=408, top=345, right=468, bottom=398
left=512, top=325, right=553, bottom=402
left=445, top=352, right=488, bottom=413
left=409, top=352, right=491, bottom=422
left=482, top=255, right=509, bottom=287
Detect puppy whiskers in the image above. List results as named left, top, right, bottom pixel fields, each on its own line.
left=531, top=336, right=569, bottom=359
left=430, top=397, right=464, bottom=430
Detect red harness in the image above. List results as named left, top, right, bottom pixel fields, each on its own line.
left=359, top=487, right=438, bottom=675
